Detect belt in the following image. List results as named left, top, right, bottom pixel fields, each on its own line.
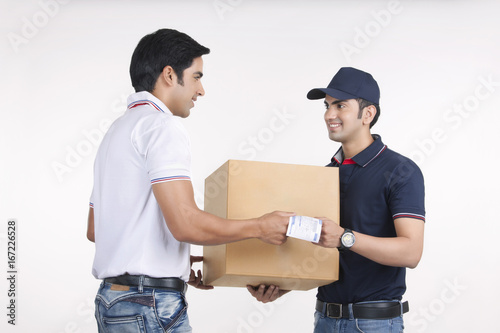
left=316, top=299, right=409, bottom=320
left=104, top=275, right=187, bottom=293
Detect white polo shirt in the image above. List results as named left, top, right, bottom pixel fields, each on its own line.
left=90, top=91, right=191, bottom=281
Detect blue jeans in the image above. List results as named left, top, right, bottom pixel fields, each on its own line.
left=95, top=281, right=191, bottom=333
left=313, top=302, right=404, bottom=333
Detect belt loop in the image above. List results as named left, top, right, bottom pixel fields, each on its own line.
left=399, top=300, right=403, bottom=317
left=348, top=303, right=354, bottom=320
left=138, top=275, right=144, bottom=293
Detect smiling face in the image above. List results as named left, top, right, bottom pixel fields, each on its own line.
left=168, top=56, right=205, bottom=118
left=323, top=95, right=365, bottom=144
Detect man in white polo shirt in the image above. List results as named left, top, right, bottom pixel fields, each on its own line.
left=86, top=28, right=293, bottom=332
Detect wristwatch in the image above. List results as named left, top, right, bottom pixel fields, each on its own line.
left=338, top=229, right=355, bottom=251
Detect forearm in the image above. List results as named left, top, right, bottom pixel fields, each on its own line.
left=319, top=218, right=424, bottom=268
left=153, top=181, right=264, bottom=245
left=351, top=232, right=422, bottom=268
left=164, top=202, right=261, bottom=245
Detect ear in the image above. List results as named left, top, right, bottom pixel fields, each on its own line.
left=161, top=66, right=177, bottom=87
left=362, top=105, right=377, bottom=126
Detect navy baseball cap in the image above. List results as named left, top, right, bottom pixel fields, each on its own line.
left=307, top=67, right=380, bottom=104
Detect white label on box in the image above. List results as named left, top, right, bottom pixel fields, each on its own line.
left=286, top=216, right=322, bottom=243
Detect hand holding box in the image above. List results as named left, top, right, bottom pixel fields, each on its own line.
left=203, top=160, right=340, bottom=291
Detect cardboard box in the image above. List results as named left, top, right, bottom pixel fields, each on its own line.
left=203, top=160, right=339, bottom=291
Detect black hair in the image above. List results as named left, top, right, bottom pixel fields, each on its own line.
left=129, top=29, right=210, bottom=92
left=356, top=98, right=381, bottom=128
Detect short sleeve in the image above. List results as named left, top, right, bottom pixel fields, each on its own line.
left=133, top=115, right=191, bottom=185
left=387, top=159, right=426, bottom=222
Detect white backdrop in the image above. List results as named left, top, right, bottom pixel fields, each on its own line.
left=1, top=0, right=499, bottom=332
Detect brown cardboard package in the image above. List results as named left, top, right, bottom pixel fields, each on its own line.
left=202, top=160, right=339, bottom=291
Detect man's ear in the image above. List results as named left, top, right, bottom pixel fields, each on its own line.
left=161, top=66, right=177, bottom=87
left=362, top=105, right=377, bottom=126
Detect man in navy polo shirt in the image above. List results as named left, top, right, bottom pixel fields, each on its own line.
left=248, top=67, right=425, bottom=332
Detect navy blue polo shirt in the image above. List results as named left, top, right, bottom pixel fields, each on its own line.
left=317, top=135, right=425, bottom=304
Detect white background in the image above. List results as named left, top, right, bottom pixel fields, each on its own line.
left=1, top=0, right=499, bottom=332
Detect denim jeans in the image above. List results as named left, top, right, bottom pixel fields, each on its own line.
left=95, top=281, right=191, bottom=333
left=313, top=302, right=405, bottom=333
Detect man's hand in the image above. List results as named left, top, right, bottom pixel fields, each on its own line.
left=316, top=218, right=343, bottom=248
left=247, top=284, right=290, bottom=303
left=187, top=256, right=214, bottom=290
left=256, top=211, right=295, bottom=245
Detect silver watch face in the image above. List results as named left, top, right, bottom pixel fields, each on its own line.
left=342, top=232, right=355, bottom=247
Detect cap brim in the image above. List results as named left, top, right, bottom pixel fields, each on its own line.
left=307, top=88, right=326, bottom=100
left=307, top=88, right=359, bottom=101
